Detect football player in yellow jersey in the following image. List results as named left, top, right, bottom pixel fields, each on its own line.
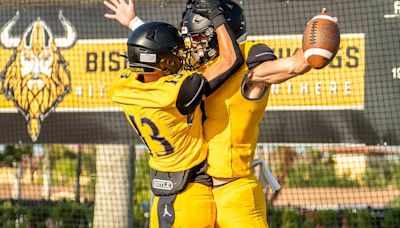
left=109, top=3, right=243, bottom=227
left=105, top=0, right=327, bottom=227
left=182, top=5, right=331, bottom=228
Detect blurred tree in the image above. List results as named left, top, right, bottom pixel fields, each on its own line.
left=0, top=145, right=33, bottom=200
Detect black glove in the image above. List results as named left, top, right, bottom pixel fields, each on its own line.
left=193, top=0, right=223, bottom=19
left=182, top=1, right=194, bottom=20
left=185, top=0, right=195, bottom=9
left=193, top=0, right=225, bottom=28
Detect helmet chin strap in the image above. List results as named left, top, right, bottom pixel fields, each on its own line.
left=163, top=68, right=171, bottom=75
left=190, top=46, right=218, bottom=69
left=207, top=48, right=217, bottom=59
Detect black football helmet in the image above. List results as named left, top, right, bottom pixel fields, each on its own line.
left=127, top=22, right=186, bottom=75
left=181, top=0, right=247, bottom=68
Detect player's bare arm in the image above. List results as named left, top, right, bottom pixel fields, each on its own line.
left=247, top=9, right=330, bottom=85
left=242, top=44, right=311, bottom=100
left=103, top=0, right=193, bottom=31
left=192, top=0, right=243, bottom=83
left=202, top=25, right=241, bottom=80
left=249, top=48, right=311, bottom=84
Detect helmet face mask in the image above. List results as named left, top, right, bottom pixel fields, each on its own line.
left=184, top=30, right=218, bottom=69
left=181, top=10, right=217, bottom=68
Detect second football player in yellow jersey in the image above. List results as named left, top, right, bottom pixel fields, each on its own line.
left=181, top=2, right=326, bottom=228
left=181, top=2, right=271, bottom=226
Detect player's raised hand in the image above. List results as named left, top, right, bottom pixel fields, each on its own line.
left=184, top=0, right=195, bottom=11
left=186, top=0, right=195, bottom=5
left=104, top=0, right=136, bottom=27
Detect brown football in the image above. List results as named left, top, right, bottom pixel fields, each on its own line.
left=302, top=12, right=340, bottom=69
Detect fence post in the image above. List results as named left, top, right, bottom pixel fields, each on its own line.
left=93, top=144, right=134, bottom=228
left=129, top=144, right=135, bottom=227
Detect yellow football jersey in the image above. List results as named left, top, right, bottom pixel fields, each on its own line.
left=110, top=69, right=207, bottom=172
left=200, top=46, right=270, bottom=178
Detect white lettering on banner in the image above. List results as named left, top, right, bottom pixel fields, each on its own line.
left=287, top=82, right=292, bottom=94
left=269, top=81, right=352, bottom=95
left=88, top=85, right=93, bottom=97
left=345, top=81, right=352, bottom=95
left=300, top=82, right=309, bottom=94
left=100, top=85, right=105, bottom=97
left=271, top=84, right=279, bottom=95
left=71, top=85, right=108, bottom=97
left=384, top=1, right=400, bottom=18
left=392, top=67, right=400, bottom=79
left=330, top=81, right=338, bottom=94
left=75, top=86, right=83, bottom=96
left=315, top=82, right=322, bottom=95
left=395, top=1, right=400, bottom=14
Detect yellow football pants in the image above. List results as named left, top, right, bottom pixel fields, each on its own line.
left=213, top=175, right=268, bottom=228
left=150, top=182, right=216, bottom=228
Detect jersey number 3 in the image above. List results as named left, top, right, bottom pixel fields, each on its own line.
left=128, top=115, right=174, bottom=156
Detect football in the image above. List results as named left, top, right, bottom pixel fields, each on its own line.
left=302, top=12, right=340, bottom=69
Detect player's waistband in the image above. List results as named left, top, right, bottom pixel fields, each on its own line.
left=150, top=160, right=211, bottom=196
left=212, top=177, right=240, bottom=188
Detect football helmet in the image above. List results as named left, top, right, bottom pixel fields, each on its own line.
left=181, top=0, right=247, bottom=68
left=127, top=22, right=186, bottom=75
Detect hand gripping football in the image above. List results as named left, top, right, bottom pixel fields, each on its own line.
left=302, top=11, right=340, bottom=69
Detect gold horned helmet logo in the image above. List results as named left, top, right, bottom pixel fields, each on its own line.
left=0, top=11, right=77, bottom=142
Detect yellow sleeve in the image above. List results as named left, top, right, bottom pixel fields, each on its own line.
left=110, top=70, right=195, bottom=109
left=109, top=69, right=134, bottom=103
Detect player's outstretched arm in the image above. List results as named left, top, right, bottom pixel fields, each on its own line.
left=248, top=8, right=336, bottom=84
left=193, top=0, right=244, bottom=93
left=249, top=47, right=311, bottom=84
left=104, top=0, right=144, bottom=30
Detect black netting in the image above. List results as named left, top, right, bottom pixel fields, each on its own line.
left=1, top=1, right=399, bottom=227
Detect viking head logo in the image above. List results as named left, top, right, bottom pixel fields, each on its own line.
left=0, top=11, right=76, bottom=142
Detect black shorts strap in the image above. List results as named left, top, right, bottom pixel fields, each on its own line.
left=190, top=160, right=212, bottom=186
left=150, top=160, right=212, bottom=196
left=157, top=194, right=178, bottom=228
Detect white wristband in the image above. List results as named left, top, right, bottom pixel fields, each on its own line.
left=129, top=16, right=145, bottom=32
